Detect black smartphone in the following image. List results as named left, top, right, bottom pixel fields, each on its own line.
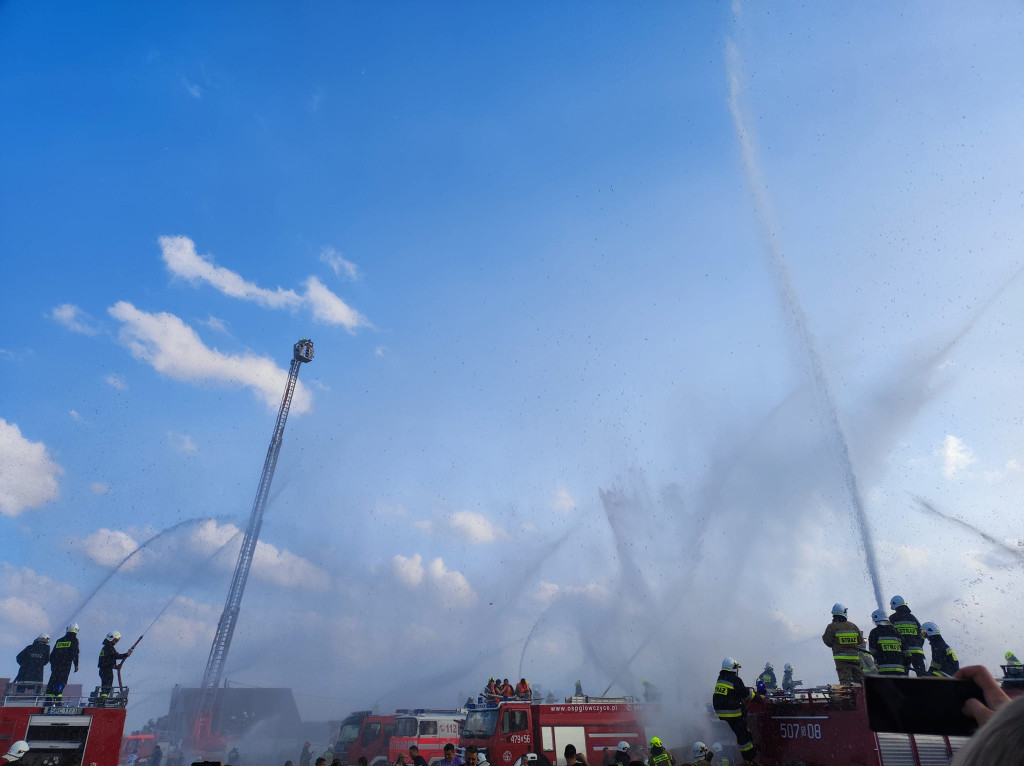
left=863, top=675, right=984, bottom=735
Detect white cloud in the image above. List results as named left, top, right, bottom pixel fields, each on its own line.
left=448, top=510, right=506, bottom=543
left=552, top=486, right=576, bottom=513
left=0, top=419, right=63, bottom=516
left=181, top=78, right=203, bottom=99
left=414, top=520, right=433, bottom=532
left=303, top=276, right=370, bottom=332
left=199, top=315, right=229, bottom=334
left=90, top=481, right=110, bottom=495
left=942, top=435, right=977, bottom=479
left=426, top=557, right=477, bottom=609
left=160, top=236, right=370, bottom=332
left=48, top=303, right=99, bottom=335
left=374, top=346, right=386, bottom=358
left=69, top=409, right=81, bottom=421
left=0, top=596, right=50, bottom=631
left=188, top=520, right=328, bottom=590
left=105, top=373, right=127, bottom=390
left=108, top=301, right=312, bottom=414
left=81, top=528, right=141, bottom=571
left=168, top=431, right=197, bottom=454
left=160, top=235, right=302, bottom=309
left=393, top=553, right=425, bottom=587
left=533, top=580, right=609, bottom=607
left=320, top=246, right=360, bottom=280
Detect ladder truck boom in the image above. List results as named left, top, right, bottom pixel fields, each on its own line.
left=191, top=338, right=315, bottom=749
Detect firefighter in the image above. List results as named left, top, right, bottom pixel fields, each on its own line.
left=46, top=624, right=80, bottom=699
left=868, top=609, right=905, bottom=674
left=515, top=678, right=531, bottom=699
left=712, top=657, right=760, bottom=764
left=889, top=595, right=927, bottom=676
left=14, top=634, right=50, bottom=685
left=649, top=737, right=674, bottom=766
left=484, top=677, right=497, bottom=697
left=98, top=631, right=131, bottom=698
left=611, top=742, right=631, bottom=766
left=3, top=742, right=29, bottom=764
left=498, top=678, right=514, bottom=697
left=822, top=603, right=864, bottom=685
left=921, top=623, right=960, bottom=677
left=759, top=663, right=777, bottom=690
left=575, top=679, right=584, bottom=696
left=1005, top=652, right=1024, bottom=679
left=683, top=743, right=711, bottom=766
left=781, top=664, right=800, bottom=692
left=642, top=680, right=662, bottom=701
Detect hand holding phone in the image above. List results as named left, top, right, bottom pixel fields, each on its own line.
left=955, top=665, right=1012, bottom=727
left=864, top=675, right=984, bottom=735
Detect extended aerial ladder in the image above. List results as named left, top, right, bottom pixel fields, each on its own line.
left=190, top=338, right=314, bottom=750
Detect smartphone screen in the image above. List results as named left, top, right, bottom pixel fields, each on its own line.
left=863, top=675, right=984, bottom=736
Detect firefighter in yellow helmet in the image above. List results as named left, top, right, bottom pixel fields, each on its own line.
left=649, top=738, right=674, bottom=766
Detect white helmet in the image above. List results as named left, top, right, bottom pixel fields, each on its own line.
left=871, top=609, right=888, bottom=625
left=764, top=662, right=773, bottom=670
left=37, top=633, right=50, bottom=643
left=832, top=603, right=847, bottom=617
left=784, top=663, right=793, bottom=671
left=891, top=595, right=906, bottom=610
left=616, top=742, right=630, bottom=752
left=921, top=622, right=941, bottom=637
left=4, top=741, right=29, bottom=762
left=67, top=623, right=79, bottom=633
left=712, top=744, right=722, bottom=753
left=722, top=657, right=741, bottom=671
left=106, top=631, right=121, bottom=642
left=689, top=743, right=711, bottom=762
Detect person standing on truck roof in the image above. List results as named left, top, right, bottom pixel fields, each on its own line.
left=300, top=743, right=313, bottom=766
left=485, top=677, right=497, bottom=697
left=46, top=623, right=80, bottom=699
left=515, top=678, right=531, bottom=699
left=648, top=737, right=673, bottom=766
left=499, top=678, right=514, bottom=697
left=1006, top=651, right=1024, bottom=679
left=575, top=679, right=584, bottom=696
left=641, top=680, right=661, bottom=702
left=781, top=664, right=800, bottom=692
left=14, top=633, right=50, bottom=684
left=408, top=746, right=428, bottom=766
left=889, top=595, right=927, bottom=676
left=822, top=603, right=864, bottom=685
left=920, top=623, right=960, bottom=677
left=759, top=663, right=777, bottom=690
left=712, top=657, right=761, bottom=764
left=98, top=631, right=131, bottom=698
left=441, top=744, right=463, bottom=766
left=868, top=609, right=906, bottom=674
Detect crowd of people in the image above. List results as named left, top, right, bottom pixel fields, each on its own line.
left=481, top=677, right=532, bottom=700
left=10, top=624, right=134, bottom=701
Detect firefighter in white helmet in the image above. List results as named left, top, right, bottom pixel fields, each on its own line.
left=3, top=742, right=29, bottom=763
left=712, top=657, right=760, bottom=764
left=684, top=743, right=712, bottom=765
left=14, top=633, right=50, bottom=685
left=98, top=631, right=131, bottom=698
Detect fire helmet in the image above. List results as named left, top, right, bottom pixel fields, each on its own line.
left=1006, top=651, right=1018, bottom=661
left=784, top=663, right=793, bottom=671
left=106, top=631, right=121, bottom=642
left=832, top=603, right=847, bottom=617
left=722, top=657, right=741, bottom=671
left=36, top=633, right=50, bottom=643
left=891, top=595, right=907, bottom=610
left=4, top=741, right=29, bottom=762
left=616, top=742, right=630, bottom=752
left=689, top=743, right=711, bottom=762
left=712, top=743, right=723, bottom=753
left=921, top=622, right=941, bottom=637
left=871, top=609, right=888, bottom=625
left=764, top=662, right=773, bottom=670
left=67, top=623, right=79, bottom=634
left=649, top=737, right=662, bottom=749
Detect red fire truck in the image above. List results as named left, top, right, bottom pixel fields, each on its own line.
left=459, top=697, right=651, bottom=766
left=388, top=710, right=465, bottom=766
left=344, top=713, right=397, bottom=766
left=0, top=681, right=128, bottom=766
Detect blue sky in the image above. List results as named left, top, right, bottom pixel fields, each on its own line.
left=2, top=0, right=1024, bottom=736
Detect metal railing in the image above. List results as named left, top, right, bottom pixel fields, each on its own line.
left=2, top=686, right=130, bottom=709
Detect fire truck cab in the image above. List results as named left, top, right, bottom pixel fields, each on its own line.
left=389, top=710, right=465, bottom=766
left=345, top=713, right=397, bottom=766
left=459, top=697, right=649, bottom=766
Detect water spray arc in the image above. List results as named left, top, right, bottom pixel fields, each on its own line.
left=191, top=338, right=314, bottom=750
left=725, top=38, right=885, bottom=611
left=64, top=516, right=226, bottom=626
left=914, top=496, right=1023, bottom=562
